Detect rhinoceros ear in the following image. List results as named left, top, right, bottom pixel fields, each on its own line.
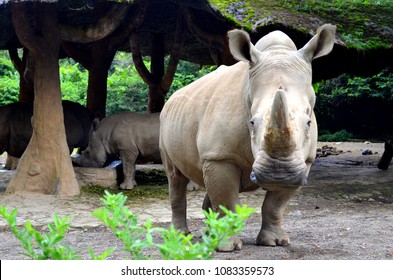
left=228, top=29, right=259, bottom=64
left=299, top=24, right=336, bottom=62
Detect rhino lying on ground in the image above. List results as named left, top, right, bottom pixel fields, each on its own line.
left=72, top=112, right=161, bottom=190
left=0, top=101, right=94, bottom=168
left=160, top=24, right=336, bottom=251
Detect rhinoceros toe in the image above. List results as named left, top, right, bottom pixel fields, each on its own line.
left=256, top=229, right=290, bottom=247
left=217, top=236, right=243, bottom=252
left=119, top=182, right=135, bottom=190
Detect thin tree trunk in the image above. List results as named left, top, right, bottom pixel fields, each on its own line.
left=86, top=37, right=116, bottom=117
left=9, top=48, right=34, bottom=103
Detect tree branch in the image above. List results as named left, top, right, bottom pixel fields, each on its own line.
left=59, top=4, right=129, bottom=43
left=8, top=48, right=22, bottom=74
left=161, top=11, right=184, bottom=92
left=129, top=33, right=155, bottom=87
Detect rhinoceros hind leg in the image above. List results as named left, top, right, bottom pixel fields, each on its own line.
left=256, top=189, right=299, bottom=246
left=119, top=150, right=138, bottom=190
left=168, top=168, right=191, bottom=234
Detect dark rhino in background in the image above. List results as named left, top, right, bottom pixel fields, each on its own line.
left=0, top=100, right=94, bottom=168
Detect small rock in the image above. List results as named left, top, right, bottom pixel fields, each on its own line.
left=368, top=198, right=375, bottom=202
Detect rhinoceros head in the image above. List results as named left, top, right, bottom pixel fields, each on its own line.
left=228, top=24, right=336, bottom=188
left=72, top=118, right=107, bottom=168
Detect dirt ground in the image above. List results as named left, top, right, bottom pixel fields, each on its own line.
left=0, top=141, right=393, bottom=260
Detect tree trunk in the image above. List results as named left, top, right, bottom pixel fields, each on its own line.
left=7, top=3, right=79, bottom=196
left=148, top=33, right=166, bottom=113
left=86, top=37, right=116, bottom=117
left=148, top=85, right=166, bottom=113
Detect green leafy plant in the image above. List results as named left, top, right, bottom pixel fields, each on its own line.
left=0, top=206, right=79, bottom=260
left=92, top=191, right=161, bottom=260
left=93, top=191, right=254, bottom=260
left=0, top=191, right=254, bottom=260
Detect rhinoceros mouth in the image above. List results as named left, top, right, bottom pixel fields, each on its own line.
left=251, top=150, right=307, bottom=187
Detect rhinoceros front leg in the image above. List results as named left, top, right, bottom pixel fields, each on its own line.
left=257, top=188, right=300, bottom=246
left=203, top=160, right=242, bottom=251
left=119, top=150, right=138, bottom=190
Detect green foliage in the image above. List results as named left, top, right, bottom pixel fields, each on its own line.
left=210, top=0, right=392, bottom=50
left=285, top=0, right=393, bottom=49
left=92, top=191, right=158, bottom=259
left=158, top=204, right=254, bottom=260
left=0, top=191, right=254, bottom=260
left=0, top=205, right=80, bottom=260
left=315, top=68, right=393, bottom=139
left=0, top=50, right=215, bottom=114
left=318, top=129, right=355, bottom=142
left=341, top=32, right=390, bottom=49
left=107, top=52, right=149, bottom=114
left=106, top=52, right=215, bottom=115
left=209, top=0, right=254, bottom=30
left=59, top=58, right=88, bottom=105
left=93, top=191, right=254, bottom=260
left=0, top=55, right=19, bottom=104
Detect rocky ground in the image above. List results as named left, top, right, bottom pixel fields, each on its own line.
left=0, top=141, right=392, bottom=260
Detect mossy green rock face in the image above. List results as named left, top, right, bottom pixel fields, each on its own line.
left=209, top=0, right=393, bottom=49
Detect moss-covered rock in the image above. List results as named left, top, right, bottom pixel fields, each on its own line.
left=209, top=0, right=393, bottom=49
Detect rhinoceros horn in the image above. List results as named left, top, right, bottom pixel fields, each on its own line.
left=264, top=88, right=295, bottom=157
left=270, top=88, right=289, bottom=130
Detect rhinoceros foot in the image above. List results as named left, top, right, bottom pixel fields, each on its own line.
left=217, top=236, right=243, bottom=252
left=119, top=181, right=135, bottom=190
left=256, top=227, right=290, bottom=247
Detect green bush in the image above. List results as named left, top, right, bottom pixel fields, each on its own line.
left=0, top=56, right=20, bottom=105
left=0, top=191, right=254, bottom=260
left=318, top=129, right=355, bottom=142
left=60, top=58, right=88, bottom=105
left=315, top=67, right=392, bottom=139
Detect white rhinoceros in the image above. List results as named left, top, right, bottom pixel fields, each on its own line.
left=72, top=112, right=161, bottom=190
left=159, top=24, right=336, bottom=251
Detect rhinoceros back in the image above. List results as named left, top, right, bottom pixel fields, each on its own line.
left=0, top=101, right=93, bottom=158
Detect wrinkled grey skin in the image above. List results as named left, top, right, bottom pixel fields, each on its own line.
left=0, top=100, right=94, bottom=160
left=72, top=112, right=161, bottom=190
left=160, top=25, right=336, bottom=251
